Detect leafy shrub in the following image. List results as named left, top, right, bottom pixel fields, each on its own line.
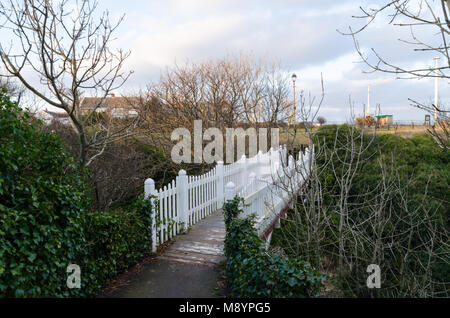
left=0, top=90, right=89, bottom=297
left=0, top=91, right=156, bottom=297
left=81, top=196, right=154, bottom=293
left=279, top=125, right=450, bottom=297
left=223, top=197, right=325, bottom=298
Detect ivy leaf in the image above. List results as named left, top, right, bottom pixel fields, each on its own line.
left=28, top=253, right=37, bottom=262
left=287, top=277, right=297, bottom=287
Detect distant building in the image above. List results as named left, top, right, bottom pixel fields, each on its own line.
left=80, top=94, right=139, bottom=118
left=36, top=109, right=70, bottom=125
left=376, top=115, right=393, bottom=127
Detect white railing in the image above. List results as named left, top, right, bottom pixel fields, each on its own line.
left=144, top=146, right=288, bottom=252
left=225, top=147, right=313, bottom=237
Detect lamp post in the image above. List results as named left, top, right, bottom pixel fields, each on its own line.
left=291, top=73, right=297, bottom=126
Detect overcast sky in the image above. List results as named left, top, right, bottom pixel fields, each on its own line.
left=3, top=0, right=450, bottom=122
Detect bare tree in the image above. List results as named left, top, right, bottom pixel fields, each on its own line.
left=340, top=0, right=450, bottom=149
left=275, top=122, right=449, bottom=297
left=143, top=54, right=293, bottom=162
left=149, top=54, right=292, bottom=128
left=317, top=116, right=327, bottom=126
left=0, top=0, right=137, bottom=166
left=269, top=89, right=450, bottom=297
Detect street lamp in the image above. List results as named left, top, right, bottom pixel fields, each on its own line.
left=291, top=73, right=297, bottom=126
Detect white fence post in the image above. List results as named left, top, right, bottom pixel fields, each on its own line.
left=288, top=155, right=294, bottom=172
left=145, top=178, right=157, bottom=253
left=257, top=150, right=263, bottom=176
left=177, top=170, right=189, bottom=232
left=225, top=182, right=236, bottom=202
left=241, top=155, right=247, bottom=190
left=269, top=147, right=274, bottom=174
left=248, top=172, right=256, bottom=196
left=279, top=145, right=283, bottom=166
left=217, top=161, right=224, bottom=207
left=275, top=217, right=281, bottom=229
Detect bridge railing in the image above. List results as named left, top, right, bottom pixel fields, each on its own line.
left=144, top=146, right=287, bottom=252
left=226, top=147, right=313, bottom=238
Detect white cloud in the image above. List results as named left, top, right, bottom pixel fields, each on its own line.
left=350, top=77, right=394, bottom=87
left=1, top=0, right=448, bottom=121
left=126, top=13, right=244, bottom=68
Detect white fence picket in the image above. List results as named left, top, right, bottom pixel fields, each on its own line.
left=145, top=146, right=313, bottom=251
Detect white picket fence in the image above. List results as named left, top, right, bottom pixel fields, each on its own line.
left=225, top=147, right=313, bottom=237
left=144, top=146, right=291, bottom=252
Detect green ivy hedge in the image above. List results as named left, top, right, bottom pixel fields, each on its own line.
left=223, top=197, right=325, bottom=298
left=78, top=196, right=154, bottom=295
left=0, top=91, right=91, bottom=297
left=0, top=90, right=155, bottom=297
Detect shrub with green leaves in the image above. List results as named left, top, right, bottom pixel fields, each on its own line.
left=0, top=90, right=89, bottom=297
left=271, top=125, right=449, bottom=297
left=223, top=197, right=325, bottom=298
left=0, top=91, right=156, bottom=297
left=81, top=196, right=154, bottom=293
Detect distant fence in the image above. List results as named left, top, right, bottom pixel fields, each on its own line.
left=392, top=120, right=429, bottom=126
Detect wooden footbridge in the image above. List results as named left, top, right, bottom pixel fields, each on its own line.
left=144, top=146, right=312, bottom=262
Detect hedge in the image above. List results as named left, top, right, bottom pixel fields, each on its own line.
left=79, top=196, right=154, bottom=295
left=223, top=197, right=325, bottom=298
left=0, top=90, right=155, bottom=297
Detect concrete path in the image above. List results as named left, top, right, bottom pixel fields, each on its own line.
left=104, top=211, right=226, bottom=298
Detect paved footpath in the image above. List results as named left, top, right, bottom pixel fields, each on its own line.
left=104, top=211, right=226, bottom=298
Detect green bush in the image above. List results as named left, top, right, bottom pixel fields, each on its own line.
left=297, top=125, right=450, bottom=297
left=0, top=90, right=89, bottom=297
left=223, top=197, right=325, bottom=298
left=0, top=90, right=156, bottom=297
left=80, top=196, right=154, bottom=294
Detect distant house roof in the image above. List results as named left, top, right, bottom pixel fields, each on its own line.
left=36, top=109, right=70, bottom=125
left=44, top=110, right=69, bottom=119
left=80, top=95, right=140, bottom=112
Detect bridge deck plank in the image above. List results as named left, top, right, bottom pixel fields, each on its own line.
left=156, top=210, right=226, bottom=266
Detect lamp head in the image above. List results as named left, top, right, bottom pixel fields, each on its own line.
left=291, top=73, right=297, bottom=83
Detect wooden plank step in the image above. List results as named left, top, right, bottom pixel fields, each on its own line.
left=170, top=241, right=224, bottom=256
left=157, top=249, right=226, bottom=265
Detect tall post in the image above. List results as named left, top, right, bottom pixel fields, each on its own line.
left=225, top=182, right=236, bottom=202
left=177, top=170, right=189, bottom=232
left=145, top=178, right=157, bottom=253
left=293, top=81, right=296, bottom=126
left=434, top=57, right=440, bottom=123
left=217, top=161, right=224, bottom=207
left=291, top=73, right=297, bottom=127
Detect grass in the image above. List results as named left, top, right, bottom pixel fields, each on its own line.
left=363, top=125, right=430, bottom=138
